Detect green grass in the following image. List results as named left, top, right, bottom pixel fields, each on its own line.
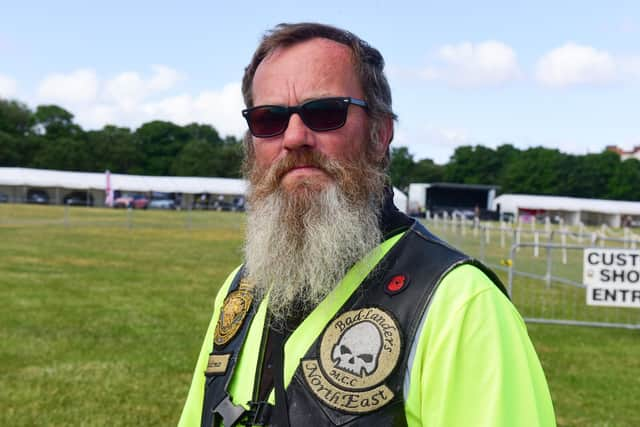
left=528, top=323, right=640, bottom=427
left=1, top=205, right=639, bottom=426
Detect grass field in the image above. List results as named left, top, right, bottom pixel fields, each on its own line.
left=1, top=205, right=639, bottom=426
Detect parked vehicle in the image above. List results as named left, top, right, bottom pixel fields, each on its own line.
left=148, top=198, right=176, bottom=210
left=113, top=193, right=149, bottom=209
left=194, top=193, right=210, bottom=209
left=63, top=191, right=94, bottom=206
left=113, top=194, right=134, bottom=208
left=0, top=192, right=8, bottom=203
left=131, top=195, right=149, bottom=209
left=26, top=189, right=49, bottom=204
left=451, top=209, right=476, bottom=220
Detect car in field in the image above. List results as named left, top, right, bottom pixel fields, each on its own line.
left=63, top=191, right=94, bottom=206
left=0, top=192, right=8, bottom=203
left=113, top=194, right=134, bottom=208
left=113, top=193, right=149, bottom=209
left=148, top=198, right=176, bottom=210
left=131, top=195, right=149, bottom=209
left=451, top=209, right=476, bottom=220
left=500, top=212, right=515, bottom=223
left=26, top=189, right=49, bottom=204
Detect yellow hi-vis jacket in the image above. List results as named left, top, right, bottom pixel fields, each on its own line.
left=179, top=231, right=555, bottom=426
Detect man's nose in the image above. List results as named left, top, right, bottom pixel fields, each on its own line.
left=282, top=113, right=314, bottom=151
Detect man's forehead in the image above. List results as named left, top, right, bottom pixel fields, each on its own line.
left=252, top=37, right=361, bottom=103
left=258, top=38, right=356, bottom=75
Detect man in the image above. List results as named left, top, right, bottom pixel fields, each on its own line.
left=180, top=23, right=555, bottom=426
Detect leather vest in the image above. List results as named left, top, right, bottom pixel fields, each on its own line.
left=201, top=221, right=507, bottom=426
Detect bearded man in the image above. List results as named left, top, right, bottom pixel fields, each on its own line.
left=179, top=23, right=555, bottom=427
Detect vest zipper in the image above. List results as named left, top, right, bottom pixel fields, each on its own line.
left=252, top=310, right=272, bottom=402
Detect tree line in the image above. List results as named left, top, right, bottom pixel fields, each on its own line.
left=2, top=98, right=639, bottom=201
left=0, top=99, right=243, bottom=178
left=389, top=144, right=640, bottom=201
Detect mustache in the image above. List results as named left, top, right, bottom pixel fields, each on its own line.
left=249, top=150, right=341, bottom=200
left=247, top=147, right=386, bottom=210
left=272, top=151, right=335, bottom=181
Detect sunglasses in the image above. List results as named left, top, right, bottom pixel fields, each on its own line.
left=242, top=97, right=367, bottom=138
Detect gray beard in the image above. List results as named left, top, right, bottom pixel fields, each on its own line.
left=243, top=184, right=382, bottom=325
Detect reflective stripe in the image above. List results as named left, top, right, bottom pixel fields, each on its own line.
left=179, top=232, right=406, bottom=425
left=178, top=265, right=242, bottom=427
left=263, top=232, right=405, bottom=403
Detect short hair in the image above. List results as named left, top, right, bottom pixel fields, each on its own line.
left=241, top=22, right=396, bottom=161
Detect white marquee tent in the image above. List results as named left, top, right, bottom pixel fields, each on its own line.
left=0, top=167, right=247, bottom=207
left=0, top=167, right=408, bottom=212
left=492, top=194, right=640, bottom=227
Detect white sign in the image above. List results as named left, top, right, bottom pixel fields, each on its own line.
left=583, top=248, right=640, bottom=308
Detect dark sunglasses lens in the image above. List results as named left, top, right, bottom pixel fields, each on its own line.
left=302, top=99, right=348, bottom=131
left=247, top=107, right=288, bottom=137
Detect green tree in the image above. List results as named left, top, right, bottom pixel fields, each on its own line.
left=135, top=121, right=190, bottom=175
left=34, top=105, right=83, bottom=138
left=33, top=137, right=92, bottom=171
left=171, top=139, right=218, bottom=176
left=0, top=99, right=39, bottom=167
left=412, top=158, right=445, bottom=183
left=389, top=146, right=415, bottom=191
left=0, top=131, right=21, bottom=165
left=607, top=158, right=640, bottom=200
left=216, top=138, right=243, bottom=178
left=0, top=98, right=34, bottom=135
left=444, top=145, right=505, bottom=185
left=564, top=151, right=619, bottom=199
left=86, top=126, right=142, bottom=173
left=501, top=147, right=570, bottom=195
left=184, top=123, right=223, bottom=145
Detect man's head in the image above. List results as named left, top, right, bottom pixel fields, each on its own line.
left=242, top=22, right=396, bottom=165
left=241, top=23, right=396, bottom=324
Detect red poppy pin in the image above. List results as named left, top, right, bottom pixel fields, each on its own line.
left=385, top=274, right=409, bottom=295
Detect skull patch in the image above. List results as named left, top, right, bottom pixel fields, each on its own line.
left=331, top=321, right=382, bottom=377
left=302, top=307, right=402, bottom=414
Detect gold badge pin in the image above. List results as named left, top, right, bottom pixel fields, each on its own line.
left=205, top=353, right=231, bottom=376
left=214, top=279, right=254, bottom=347
left=302, top=307, right=402, bottom=414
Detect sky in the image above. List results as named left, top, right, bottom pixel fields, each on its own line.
left=1, top=0, right=640, bottom=164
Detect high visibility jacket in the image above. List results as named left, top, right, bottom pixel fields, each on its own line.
left=179, top=221, right=555, bottom=426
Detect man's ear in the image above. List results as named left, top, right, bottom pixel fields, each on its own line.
left=373, top=115, right=394, bottom=161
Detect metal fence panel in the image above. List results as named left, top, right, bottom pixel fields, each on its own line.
left=424, top=217, right=640, bottom=329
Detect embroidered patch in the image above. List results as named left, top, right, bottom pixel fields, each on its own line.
left=214, top=279, right=254, bottom=347
left=205, top=353, right=231, bottom=376
left=302, top=307, right=402, bottom=414
left=385, top=274, right=409, bottom=295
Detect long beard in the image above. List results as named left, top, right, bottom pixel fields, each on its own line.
left=244, top=149, right=386, bottom=325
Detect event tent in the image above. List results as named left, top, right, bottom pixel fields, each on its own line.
left=0, top=167, right=246, bottom=207
left=0, top=167, right=408, bottom=212
left=492, top=194, right=640, bottom=227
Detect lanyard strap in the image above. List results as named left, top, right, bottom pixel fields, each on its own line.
left=271, top=328, right=290, bottom=427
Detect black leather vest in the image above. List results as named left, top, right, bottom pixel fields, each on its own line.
left=201, top=221, right=507, bottom=426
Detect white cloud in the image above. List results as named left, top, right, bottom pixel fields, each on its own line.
left=103, top=65, right=185, bottom=111
left=395, top=124, right=471, bottom=164
left=0, top=73, right=17, bottom=98
left=37, top=68, right=99, bottom=104
left=535, top=43, right=617, bottom=87
left=31, top=65, right=244, bottom=137
left=147, top=64, right=183, bottom=91
left=103, top=71, right=147, bottom=110
left=437, top=41, right=521, bottom=86
left=399, top=41, right=521, bottom=87
left=140, top=83, right=245, bottom=136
